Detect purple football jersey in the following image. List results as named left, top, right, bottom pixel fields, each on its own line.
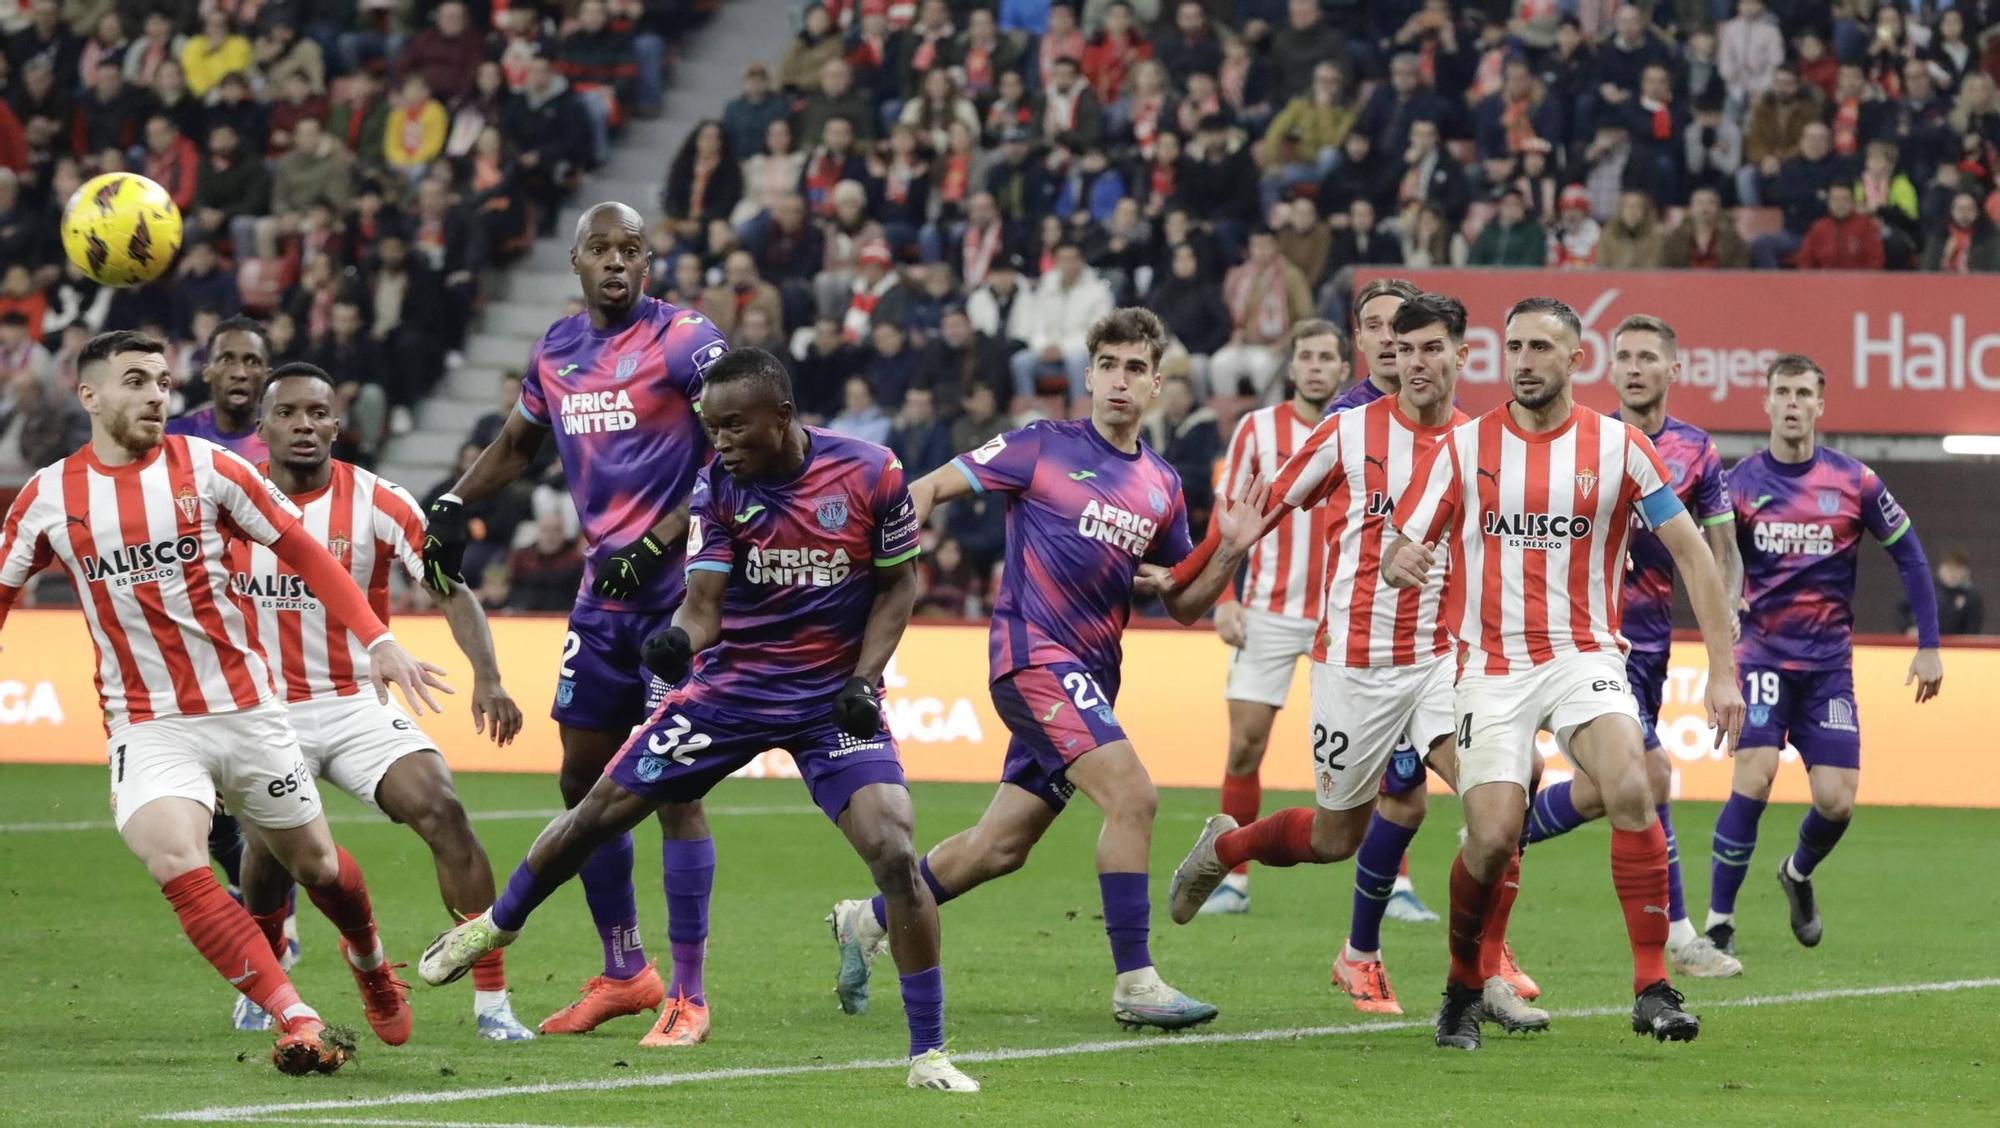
left=1731, top=447, right=1910, bottom=671
left=166, top=406, right=267, bottom=462
left=684, top=427, right=919, bottom=718
left=953, top=418, right=1194, bottom=683
left=518, top=296, right=729, bottom=610
left=1617, top=414, right=1732, bottom=653
left=1324, top=376, right=1388, bottom=417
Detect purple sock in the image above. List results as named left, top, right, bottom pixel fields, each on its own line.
left=1348, top=813, right=1418, bottom=954
left=1099, top=872, right=1152, bottom=974
left=1789, top=808, right=1850, bottom=878
left=1522, top=780, right=1588, bottom=845
left=1658, top=803, right=1687, bottom=923
left=578, top=832, right=646, bottom=980
left=898, top=966, right=945, bottom=1056
left=491, top=859, right=558, bottom=932
left=1709, top=791, right=1767, bottom=917
left=662, top=837, right=714, bottom=1004
left=872, top=855, right=952, bottom=929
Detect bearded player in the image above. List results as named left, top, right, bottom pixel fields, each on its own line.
left=1704, top=354, right=1943, bottom=959
left=0, top=331, right=449, bottom=1073
left=422, top=202, right=730, bottom=1045
left=1384, top=297, right=1744, bottom=1049
left=223, top=364, right=536, bottom=1040
left=420, top=348, right=979, bottom=1092
left=825, top=309, right=1267, bottom=1030
left=1166, top=294, right=1541, bottom=1029
left=1509, top=315, right=1745, bottom=979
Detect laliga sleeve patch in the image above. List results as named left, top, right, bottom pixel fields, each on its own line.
left=970, top=433, right=1008, bottom=465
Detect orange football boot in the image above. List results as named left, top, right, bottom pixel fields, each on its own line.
left=342, top=939, right=414, bottom=1046
left=639, top=992, right=711, bottom=1047
left=1498, top=942, right=1541, bottom=1001
left=540, top=962, right=667, bottom=1035
left=1331, top=953, right=1404, bottom=1016
left=272, top=1015, right=351, bottom=1075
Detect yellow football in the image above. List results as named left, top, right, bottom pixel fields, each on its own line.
left=60, top=172, right=185, bottom=288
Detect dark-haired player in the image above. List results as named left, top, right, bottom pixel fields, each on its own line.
left=168, top=314, right=273, bottom=460
left=422, top=202, right=729, bottom=1045
left=1704, top=354, right=1943, bottom=960
left=1510, top=314, right=1745, bottom=979
left=223, top=364, right=535, bottom=1040
left=420, top=348, right=979, bottom=1092
left=825, top=309, right=1267, bottom=1031
left=0, top=331, right=449, bottom=1074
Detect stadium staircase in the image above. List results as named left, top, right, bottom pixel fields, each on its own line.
left=378, top=0, right=794, bottom=495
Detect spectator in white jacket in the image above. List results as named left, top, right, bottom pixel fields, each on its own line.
left=1718, top=0, right=1784, bottom=113
left=1007, top=243, right=1114, bottom=401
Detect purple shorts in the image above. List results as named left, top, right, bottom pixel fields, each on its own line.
left=605, top=688, right=906, bottom=823
left=991, top=663, right=1127, bottom=812
left=1626, top=648, right=1670, bottom=751
left=552, top=601, right=676, bottom=731
left=1738, top=665, right=1861, bottom=771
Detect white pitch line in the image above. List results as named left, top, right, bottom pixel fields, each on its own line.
left=0, top=805, right=822, bottom=834
left=152, top=977, right=2000, bottom=1123
left=250, top=1119, right=599, bottom=1128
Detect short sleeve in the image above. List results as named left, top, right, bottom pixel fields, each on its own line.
left=372, top=478, right=429, bottom=583
left=0, top=473, right=53, bottom=602
left=1274, top=414, right=1345, bottom=512
left=1391, top=435, right=1461, bottom=545
left=1860, top=465, right=1913, bottom=545
left=685, top=471, right=735, bottom=575
left=873, top=454, right=921, bottom=567
left=206, top=445, right=302, bottom=546
left=1691, top=439, right=1733, bottom=525
left=1144, top=480, right=1195, bottom=567
left=951, top=423, right=1043, bottom=496
left=669, top=312, right=730, bottom=403
left=517, top=341, right=550, bottom=426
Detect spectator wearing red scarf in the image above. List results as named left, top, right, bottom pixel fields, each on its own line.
left=1081, top=2, right=1150, bottom=105
left=1922, top=190, right=2000, bottom=272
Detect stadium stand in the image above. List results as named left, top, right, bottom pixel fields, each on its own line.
left=0, top=0, right=1995, bottom=629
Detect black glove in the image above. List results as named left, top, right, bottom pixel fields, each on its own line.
left=593, top=531, right=668, bottom=600
left=422, top=494, right=469, bottom=594
left=641, top=626, right=693, bottom=684
left=830, top=676, right=882, bottom=739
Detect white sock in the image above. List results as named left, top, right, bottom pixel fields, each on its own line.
left=279, top=1002, right=319, bottom=1024
left=1343, top=942, right=1380, bottom=964
left=1221, top=870, right=1249, bottom=891
left=474, top=989, right=510, bottom=1015
left=1668, top=917, right=1699, bottom=947
left=1391, top=873, right=1415, bottom=893
left=1784, top=856, right=1809, bottom=883
left=345, top=938, right=385, bottom=972
left=1114, top=966, right=1163, bottom=994
left=1705, top=910, right=1734, bottom=933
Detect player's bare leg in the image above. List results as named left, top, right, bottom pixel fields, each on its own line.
left=256, top=816, right=411, bottom=1046
left=122, top=797, right=349, bottom=1073
left=1068, top=741, right=1219, bottom=1030
left=1706, top=744, right=1781, bottom=958
left=370, top=752, right=534, bottom=1040
left=1566, top=716, right=1699, bottom=1042
left=1206, top=699, right=1275, bottom=914
left=421, top=775, right=658, bottom=986
left=836, top=783, right=977, bottom=1092
left=1777, top=764, right=1859, bottom=949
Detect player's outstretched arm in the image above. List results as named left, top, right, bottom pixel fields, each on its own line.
left=425, top=579, right=523, bottom=745
left=1161, top=475, right=1270, bottom=624
left=909, top=463, right=974, bottom=525
left=1658, top=511, right=1746, bottom=750
left=425, top=411, right=550, bottom=592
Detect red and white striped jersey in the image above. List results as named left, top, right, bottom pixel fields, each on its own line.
left=224, top=460, right=426, bottom=703
left=1392, top=404, right=1675, bottom=677
left=1271, top=395, right=1466, bottom=668
left=0, top=437, right=300, bottom=727
left=1220, top=403, right=1331, bottom=623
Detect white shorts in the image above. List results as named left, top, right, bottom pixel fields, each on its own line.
left=107, top=702, right=321, bottom=833
left=1309, top=656, right=1455, bottom=811
left=287, top=693, right=436, bottom=814
left=1455, top=651, right=1642, bottom=796
left=1223, top=608, right=1318, bottom=707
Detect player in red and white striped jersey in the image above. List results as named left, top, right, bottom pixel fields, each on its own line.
left=1197, top=319, right=1343, bottom=916
left=221, top=364, right=536, bottom=1042
left=0, top=332, right=450, bottom=1074
left=1384, top=298, right=1745, bottom=1049
left=1168, top=296, right=1540, bottom=1027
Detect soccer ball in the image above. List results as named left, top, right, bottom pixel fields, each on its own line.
left=60, top=172, right=185, bottom=288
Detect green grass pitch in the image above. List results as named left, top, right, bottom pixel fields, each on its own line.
left=1, top=763, right=1995, bottom=1126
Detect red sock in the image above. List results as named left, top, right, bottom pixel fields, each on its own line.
left=472, top=949, right=508, bottom=992
left=1478, top=851, right=1522, bottom=979
left=1611, top=823, right=1672, bottom=996
left=163, top=868, right=306, bottom=1022
left=302, top=846, right=381, bottom=963
left=1219, top=771, right=1262, bottom=875
left=250, top=906, right=288, bottom=961
left=1215, top=807, right=1316, bottom=869
left=1447, top=853, right=1500, bottom=990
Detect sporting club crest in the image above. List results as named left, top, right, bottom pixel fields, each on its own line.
left=614, top=353, right=639, bottom=381
left=326, top=534, right=350, bottom=564
left=1575, top=467, right=1598, bottom=500
left=815, top=495, right=850, bottom=531
left=174, top=485, right=200, bottom=524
